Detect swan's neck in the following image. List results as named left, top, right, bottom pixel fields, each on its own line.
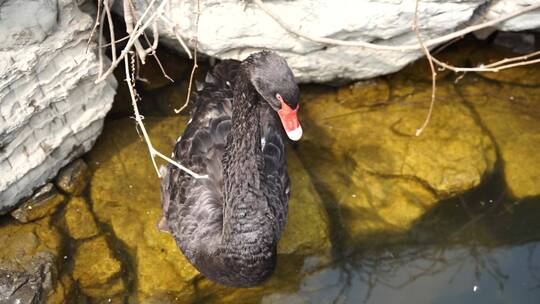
left=221, top=72, right=275, bottom=249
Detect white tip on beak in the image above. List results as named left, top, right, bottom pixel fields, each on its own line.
left=286, top=125, right=303, bottom=141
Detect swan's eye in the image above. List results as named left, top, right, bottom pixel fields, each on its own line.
left=275, top=93, right=283, bottom=102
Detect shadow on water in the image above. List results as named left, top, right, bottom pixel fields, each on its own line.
left=291, top=153, right=540, bottom=303
left=291, top=76, right=540, bottom=303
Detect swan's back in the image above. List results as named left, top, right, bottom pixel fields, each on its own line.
left=160, top=59, right=289, bottom=266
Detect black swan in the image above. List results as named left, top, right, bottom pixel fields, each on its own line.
left=159, top=51, right=302, bottom=287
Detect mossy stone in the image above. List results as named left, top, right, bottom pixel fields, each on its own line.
left=72, top=236, right=124, bottom=298
left=11, top=183, right=65, bottom=223
left=63, top=196, right=99, bottom=239
left=55, top=159, right=89, bottom=195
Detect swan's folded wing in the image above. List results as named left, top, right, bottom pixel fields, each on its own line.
left=160, top=60, right=240, bottom=257
left=259, top=104, right=289, bottom=238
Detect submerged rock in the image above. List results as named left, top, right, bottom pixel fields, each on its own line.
left=343, top=171, right=437, bottom=242
left=336, top=78, right=390, bottom=107
left=88, top=115, right=331, bottom=301
left=458, top=76, right=540, bottom=199
left=0, top=217, right=63, bottom=303
left=72, top=236, right=124, bottom=298
left=0, top=252, right=55, bottom=304
left=303, top=81, right=496, bottom=196
left=63, top=196, right=99, bottom=240
left=89, top=116, right=198, bottom=302
left=278, top=149, right=331, bottom=256
left=11, top=183, right=65, bottom=223
left=55, top=159, right=89, bottom=195
left=298, top=78, right=497, bottom=243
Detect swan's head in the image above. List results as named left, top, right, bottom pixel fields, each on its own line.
left=245, top=51, right=302, bottom=141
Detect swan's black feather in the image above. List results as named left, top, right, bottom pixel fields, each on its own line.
left=160, top=54, right=296, bottom=287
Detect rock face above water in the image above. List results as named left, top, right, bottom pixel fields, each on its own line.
left=122, top=0, right=539, bottom=83
left=0, top=0, right=117, bottom=214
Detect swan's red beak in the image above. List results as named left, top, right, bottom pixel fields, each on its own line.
left=277, top=99, right=302, bottom=141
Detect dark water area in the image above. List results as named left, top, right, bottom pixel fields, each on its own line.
left=287, top=159, right=540, bottom=304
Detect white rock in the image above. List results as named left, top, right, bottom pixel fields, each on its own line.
left=490, top=0, right=540, bottom=31
left=120, top=0, right=540, bottom=83
left=0, top=0, right=117, bottom=213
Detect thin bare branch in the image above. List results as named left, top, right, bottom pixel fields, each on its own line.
left=433, top=49, right=540, bottom=72
left=101, top=35, right=131, bottom=48
left=413, top=0, right=437, bottom=136
left=95, top=0, right=168, bottom=83
left=150, top=52, right=174, bottom=83
left=174, top=0, right=200, bottom=114
left=87, top=0, right=103, bottom=53
left=124, top=52, right=206, bottom=179
left=97, top=3, right=107, bottom=77
left=125, top=0, right=149, bottom=63
left=104, top=0, right=117, bottom=62
left=160, top=15, right=193, bottom=59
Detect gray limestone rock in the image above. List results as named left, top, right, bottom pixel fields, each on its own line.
left=118, top=0, right=540, bottom=83
left=0, top=0, right=117, bottom=213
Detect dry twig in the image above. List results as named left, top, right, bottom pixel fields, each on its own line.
left=412, top=0, right=436, bottom=136
left=124, top=52, right=207, bottom=179
left=432, top=49, right=540, bottom=73
left=175, top=0, right=200, bottom=113
left=92, top=0, right=205, bottom=179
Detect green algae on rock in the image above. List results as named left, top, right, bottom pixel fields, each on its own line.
left=342, top=171, right=437, bottom=243
left=302, top=81, right=496, bottom=197
left=11, top=183, right=65, bottom=223
left=47, top=274, right=74, bottom=304
left=72, top=236, right=124, bottom=298
left=278, top=149, right=331, bottom=256
left=63, top=196, right=99, bottom=240
left=297, top=79, right=498, bottom=244
left=297, top=141, right=438, bottom=245
left=55, top=159, right=89, bottom=195
left=457, top=76, right=540, bottom=199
